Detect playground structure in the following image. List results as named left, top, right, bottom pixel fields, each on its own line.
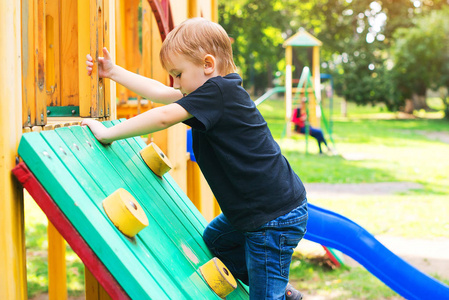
left=1, top=0, right=218, bottom=299
left=284, top=28, right=322, bottom=136
left=255, top=29, right=334, bottom=154
left=2, top=1, right=449, bottom=299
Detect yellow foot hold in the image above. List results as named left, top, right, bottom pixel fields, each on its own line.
left=199, top=257, right=237, bottom=298
left=102, top=188, right=149, bottom=238
left=140, top=142, right=172, bottom=177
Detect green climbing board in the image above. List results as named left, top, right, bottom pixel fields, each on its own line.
left=18, top=120, right=249, bottom=299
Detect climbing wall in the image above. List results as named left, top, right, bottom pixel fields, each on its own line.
left=15, top=120, right=249, bottom=299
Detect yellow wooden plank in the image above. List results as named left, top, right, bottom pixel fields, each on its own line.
left=61, top=0, right=79, bottom=107
left=90, top=0, right=105, bottom=118
left=43, top=118, right=68, bottom=300
left=211, top=0, right=218, bottom=22
left=124, top=0, right=141, bottom=100
left=35, top=0, right=47, bottom=125
left=141, top=0, right=152, bottom=78
left=188, top=0, right=198, bottom=18
left=0, top=1, right=27, bottom=298
left=78, top=0, right=91, bottom=117
left=115, top=0, right=127, bottom=104
left=187, top=160, right=201, bottom=209
left=45, top=0, right=61, bottom=108
left=105, top=0, right=117, bottom=120
left=85, top=267, right=112, bottom=300
left=48, top=222, right=67, bottom=300
left=22, top=0, right=36, bottom=127
left=103, top=0, right=111, bottom=118
left=167, top=123, right=187, bottom=192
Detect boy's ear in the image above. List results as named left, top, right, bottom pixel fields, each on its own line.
left=203, top=54, right=216, bottom=75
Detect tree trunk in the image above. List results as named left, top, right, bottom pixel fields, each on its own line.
left=404, top=99, right=414, bottom=114
left=411, top=93, right=429, bottom=111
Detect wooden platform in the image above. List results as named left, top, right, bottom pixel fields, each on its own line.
left=13, top=120, right=249, bottom=299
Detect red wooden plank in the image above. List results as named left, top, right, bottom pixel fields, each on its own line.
left=12, top=162, right=130, bottom=300
left=146, top=0, right=174, bottom=41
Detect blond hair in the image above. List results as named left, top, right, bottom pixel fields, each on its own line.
left=160, top=18, right=237, bottom=75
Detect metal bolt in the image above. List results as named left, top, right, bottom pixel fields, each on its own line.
left=73, top=143, right=79, bottom=150
left=43, top=151, right=51, bottom=158
left=71, top=110, right=76, bottom=115
left=160, top=152, right=165, bottom=159
left=59, top=147, right=67, bottom=155
left=41, top=113, right=44, bottom=122
left=87, top=141, right=92, bottom=148
left=47, top=110, right=51, bottom=115
left=129, top=201, right=138, bottom=210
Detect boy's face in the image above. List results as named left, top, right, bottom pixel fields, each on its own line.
left=166, top=54, right=217, bottom=96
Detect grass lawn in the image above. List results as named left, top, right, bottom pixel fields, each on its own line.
left=25, top=95, right=449, bottom=299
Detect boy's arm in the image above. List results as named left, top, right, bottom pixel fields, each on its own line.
left=82, top=103, right=192, bottom=144
left=109, top=65, right=182, bottom=104
left=87, top=48, right=182, bottom=104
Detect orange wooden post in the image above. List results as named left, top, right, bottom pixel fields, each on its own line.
left=85, top=268, right=112, bottom=300
left=22, top=0, right=36, bottom=127
left=115, top=0, right=127, bottom=104
left=60, top=0, right=80, bottom=108
left=103, top=0, right=112, bottom=118
left=0, top=0, right=27, bottom=299
left=79, top=0, right=91, bottom=117
left=35, top=0, right=47, bottom=126
left=45, top=0, right=61, bottom=108
left=90, top=0, right=105, bottom=118
left=48, top=222, right=68, bottom=300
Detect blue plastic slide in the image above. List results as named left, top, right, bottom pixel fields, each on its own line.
left=305, top=203, right=449, bottom=300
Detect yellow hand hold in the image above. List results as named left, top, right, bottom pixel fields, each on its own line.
left=199, top=257, right=237, bottom=298
left=102, top=188, right=149, bottom=238
left=140, top=142, right=172, bottom=177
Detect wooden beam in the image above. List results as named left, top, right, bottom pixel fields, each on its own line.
left=61, top=0, right=79, bottom=107
left=90, top=0, right=105, bottom=117
left=35, top=0, right=47, bottom=125
left=115, top=0, right=128, bottom=104
left=45, top=0, right=61, bottom=108
left=0, top=0, right=27, bottom=298
left=22, top=0, right=36, bottom=127
left=48, top=222, right=68, bottom=300
left=78, top=0, right=91, bottom=117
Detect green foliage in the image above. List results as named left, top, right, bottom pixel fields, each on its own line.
left=25, top=197, right=85, bottom=298
left=391, top=8, right=449, bottom=115
left=219, top=0, right=449, bottom=115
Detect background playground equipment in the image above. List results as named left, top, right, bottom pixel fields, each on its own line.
left=255, top=29, right=334, bottom=155
left=2, top=0, right=218, bottom=299
left=286, top=66, right=335, bottom=155
left=284, top=28, right=322, bottom=136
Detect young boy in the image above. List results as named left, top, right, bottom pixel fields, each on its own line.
left=83, top=18, right=307, bottom=300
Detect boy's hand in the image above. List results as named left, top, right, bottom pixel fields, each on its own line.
left=86, top=47, right=114, bottom=78
left=81, top=119, right=113, bottom=144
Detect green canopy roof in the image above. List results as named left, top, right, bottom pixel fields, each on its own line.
left=283, top=28, right=322, bottom=47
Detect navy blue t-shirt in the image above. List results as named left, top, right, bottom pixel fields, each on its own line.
left=176, top=73, right=306, bottom=231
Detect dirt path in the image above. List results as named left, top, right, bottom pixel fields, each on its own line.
left=298, top=182, right=449, bottom=280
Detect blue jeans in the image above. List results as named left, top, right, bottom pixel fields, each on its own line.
left=296, top=125, right=328, bottom=153
left=203, top=201, right=308, bottom=300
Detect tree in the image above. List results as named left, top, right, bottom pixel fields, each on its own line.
left=391, top=9, right=449, bottom=114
